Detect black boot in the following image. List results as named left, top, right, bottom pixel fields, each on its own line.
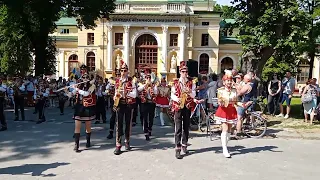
left=86, top=133, right=91, bottom=148
left=175, top=149, right=183, bottom=159
left=74, top=133, right=80, bottom=152
left=107, top=132, right=113, bottom=139
left=114, top=146, right=121, bottom=155
left=145, top=135, right=150, bottom=141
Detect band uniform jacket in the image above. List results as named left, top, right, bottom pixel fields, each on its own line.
left=138, top=82, right=157, bottom=103
left=114, top=77, right=137, bottom=105
left=170, top=77, right=196, bottom=112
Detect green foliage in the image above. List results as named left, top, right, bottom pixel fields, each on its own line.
left=1, top=0, right=116, bottom=75
left=262, top=56, right=297, bottom=82
left=0, top=5, right=33, bottom=76
left=214, top=4, right=236, bottom=19
left=233, top=0, right=310, bottom=77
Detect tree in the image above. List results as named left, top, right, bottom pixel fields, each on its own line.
left=214, top=4, right=236, bottom=19
left=233, top=0, right=309, bottom=78
left=298, top=0, right=320, bottom=79
left=0, top=5, right=33, bottom=76
left=1, top=0, right=116, bottom=76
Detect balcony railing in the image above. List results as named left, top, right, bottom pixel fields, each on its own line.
left=114, top=3, right=187, bottom=14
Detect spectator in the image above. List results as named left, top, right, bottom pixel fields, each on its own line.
left=267, top=73, right=281, bottom=116
left=302, top=78, right=318, bottom=124
left=207, top=73, right=218, bottom=110
left=276, top=71, right=296, bottom=119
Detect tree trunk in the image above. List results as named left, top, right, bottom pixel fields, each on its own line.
left=240, top=47, right=275, bottom=78
left=34, top=40, right=47, bottom=76
left=308, top=52, right=315, bottom=79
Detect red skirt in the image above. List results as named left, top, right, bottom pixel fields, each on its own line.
left=215, top=104, right=237, bottom=124
left=156, top=96, right=169, bottom=108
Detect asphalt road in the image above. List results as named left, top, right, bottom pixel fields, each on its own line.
left=0, top=106, right=319, bottom=180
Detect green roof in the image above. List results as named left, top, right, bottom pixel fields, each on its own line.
left=219, top=19, right=236, bottom=28
left=52, top=36, right=78, bottom=42
left=56, top=18, right=77, bottom=26
left=219, top=37, right=241, bottom=44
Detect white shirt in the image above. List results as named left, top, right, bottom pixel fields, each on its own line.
left=171, top=77, right=196, bottom=103
left=137, top=83, right=158, bottom=99
left=114, top=77, right=137, bottom=99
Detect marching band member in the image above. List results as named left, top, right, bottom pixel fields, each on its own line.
left=49, top=79, right=57, bottom=107
left=72, top=64, right=96, bottom=152
left=137, top=69, right=157, bottom=141
left=113, top=61, right=137, bottom=155
left=57, top=81, right=68, bottom=115
left=155, top=77, right=170, bottom=126
left=171, top=61, right=197, bottom=159
left=0, top=75, right=7, bottom=131
left=106, top=72, right=118, bottom=139
left=95, top=77, right=107, bottom=124
left=25, top=76, right=35, bottom=107
left=215, top=71, right=252, bottom=158
left=14, top=78, right=26, bottom=121
left=34, top=80, right=50, bottom=124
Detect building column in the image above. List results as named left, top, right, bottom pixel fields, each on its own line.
left=179, top=26, right=186, bottom=63
left=59, top=50, right=64, bottom=77
left=64, top=57, right=68, bottom=78
left=161, top=26, right=168, bottom=73
left=123, top=25, right=130, bottom=67
left=107, top=25, right=113, bottom=71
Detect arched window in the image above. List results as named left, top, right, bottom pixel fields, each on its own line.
left=86, top=52, right=95, bottom=71
left=221, top=57, right=233, bottom=73
left=199, top=53, right=209, bottom=74
left=297, top=60, right=310, bottom=83
left=68, top=54, right=79, bottom=74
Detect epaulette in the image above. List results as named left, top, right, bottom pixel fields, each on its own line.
left=217, top=87, right=225, bottom=91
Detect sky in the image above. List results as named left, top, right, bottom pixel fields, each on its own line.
left=216, top=0, right=233, bottom=6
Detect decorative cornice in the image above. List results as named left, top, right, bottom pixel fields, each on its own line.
left=123, top=25, right=130, bottom=33
left=162, top=26, right=168, bottom=33
left=179, top=26, right=186, bottom=33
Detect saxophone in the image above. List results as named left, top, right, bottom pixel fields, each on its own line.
left=113, top=81, right=123, bottom=109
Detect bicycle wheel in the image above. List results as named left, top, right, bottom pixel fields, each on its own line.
left=242, top=112, right=267, bottom=138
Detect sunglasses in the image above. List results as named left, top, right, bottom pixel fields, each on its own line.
left=121, top=70, right=127, bottom=72
left=181, top=71, right=188, bottom=73
left=146, top=76, right=151, bottom=79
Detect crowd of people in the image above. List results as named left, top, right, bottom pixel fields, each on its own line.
left=0, top=61, right=318, bottom=159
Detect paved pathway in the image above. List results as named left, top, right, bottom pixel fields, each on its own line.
left=0, top=107, right=320, bottom=180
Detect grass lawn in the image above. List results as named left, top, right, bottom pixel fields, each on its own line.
left=266, top=97, right=320, bottom=131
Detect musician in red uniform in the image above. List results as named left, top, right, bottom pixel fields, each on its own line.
left=171, top=61, right=197, bottom=159
left=106, top=70, right=119, bottom=139
left=72, top=64, right=96, bottom=152
left=137, top=69, right=157, bottom=141
left=113, top=61, right=137, bottom=155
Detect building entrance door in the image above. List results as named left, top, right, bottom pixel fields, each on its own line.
left=135, top=34, right=158, bottom=74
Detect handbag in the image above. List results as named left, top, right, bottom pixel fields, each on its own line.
left=301, top=90, right=313, bottom=104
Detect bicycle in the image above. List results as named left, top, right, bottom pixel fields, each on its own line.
left=241, top=109, right=268, bottom=138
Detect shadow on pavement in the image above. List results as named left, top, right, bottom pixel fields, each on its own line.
left=185, top=145, right=282, bottom=158
left=0, top=162, right=70, bottom=176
